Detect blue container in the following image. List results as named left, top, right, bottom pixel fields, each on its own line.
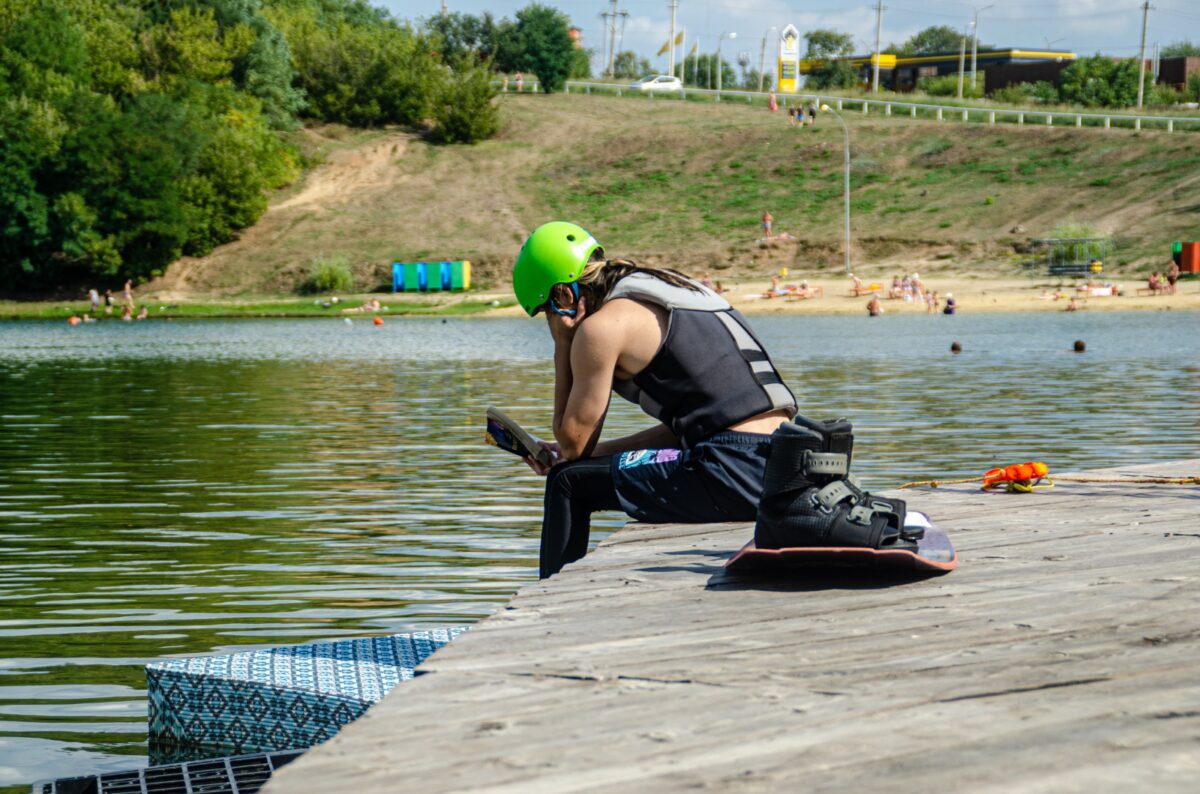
left=416, top=261, right=428, bottom=292
left=439, top=261, right=453, bottom=291
left=391, top=262, right=404, bottom=293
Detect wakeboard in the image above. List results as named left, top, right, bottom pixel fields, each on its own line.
left=725, top=511, right=957, bottom=574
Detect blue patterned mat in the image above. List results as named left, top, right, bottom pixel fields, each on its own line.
left=147, top=628, right=465, bottom=758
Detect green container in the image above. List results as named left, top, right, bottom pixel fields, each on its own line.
left=1173, top=241, right=1183, bottom=266
left=451, top=261, right=471, bottom=290
left=404, top=262, right=421, bottom=292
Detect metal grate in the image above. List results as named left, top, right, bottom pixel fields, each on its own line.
left=32, top=749, right=304, bottom=794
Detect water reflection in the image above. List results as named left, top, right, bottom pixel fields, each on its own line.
left=0, top=312, right=1197, bottom=789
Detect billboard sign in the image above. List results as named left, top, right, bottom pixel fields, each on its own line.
left=779, top=25, right=800, bottom=93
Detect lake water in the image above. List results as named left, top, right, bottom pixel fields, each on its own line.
left=1, top=312, right=1197, bottom=790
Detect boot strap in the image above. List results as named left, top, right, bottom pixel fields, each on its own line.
left=813, top=481, right=921, bottom=540
left=804, top=451, right=849, bottom=478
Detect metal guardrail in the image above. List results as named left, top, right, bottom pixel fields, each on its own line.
left=558, top=80, right=1200, bottom=133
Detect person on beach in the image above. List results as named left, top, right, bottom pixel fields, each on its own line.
left=104, top=289, right=114, bottom=315
left=136, top=305, right=149, bottom=320
left=1166, top=262, right=1179, bottom=295
left=514, top=72, right=524, bottom=93
left=943, top=292, right=956, bottom=315
left=761, top=211, right=773, bottom=239
left=122, top=279, right=134, bottom=312
left=867, top=296, right=882, bottom=316
left=511, top=221, right=800, bottom=578
left=88, top=288, right=100, bottom=313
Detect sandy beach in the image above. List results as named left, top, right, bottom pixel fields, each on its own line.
left=718, top=274, right=1200, bottom=316
left=471, top=272, right=1200, bottom=318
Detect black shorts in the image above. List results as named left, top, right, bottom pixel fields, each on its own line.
left=611, top=431, right=773, bottom=523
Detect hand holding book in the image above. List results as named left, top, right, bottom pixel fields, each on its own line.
left=485, top=407, right=557, bottom=469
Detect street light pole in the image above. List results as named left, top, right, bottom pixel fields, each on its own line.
left=821, top=104, right=853, bottom=275
left=717, top=31, right=736, bottom=100
left=956, top=26, right=967, bottom=99
left=758, top=26, right=776, bottom=93
left=970, top=5, right=993, bottom=93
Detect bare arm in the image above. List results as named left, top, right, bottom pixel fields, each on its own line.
left=554, top=319, right=620, bottom=460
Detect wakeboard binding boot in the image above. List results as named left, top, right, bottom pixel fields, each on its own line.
left=754, top=416, right=921, bottom=552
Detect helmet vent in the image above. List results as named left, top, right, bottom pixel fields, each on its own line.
left=566, top=234, right=576, bottom=241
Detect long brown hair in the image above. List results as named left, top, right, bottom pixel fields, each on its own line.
left=575, top=253, right=701, bottom=312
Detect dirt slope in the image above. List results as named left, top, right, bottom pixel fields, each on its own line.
left=154, top=94, right=1200, bottom=296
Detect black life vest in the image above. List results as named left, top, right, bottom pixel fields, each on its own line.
left=609, top=274, right=796, bottom=447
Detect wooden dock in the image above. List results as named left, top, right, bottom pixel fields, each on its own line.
left=267, top=461, right=1200, bottom=792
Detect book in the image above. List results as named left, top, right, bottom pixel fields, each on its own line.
left=485, top=407, right=554, bottom=467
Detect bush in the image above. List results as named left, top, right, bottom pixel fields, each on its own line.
left=1047, top=222, right=1107, bottom=261
left=303, top=257, right=354, bottom=293
left=1058, top=56, right=1139, bottom=107
left=807, top=60, right=858, bottom=90
left=918, top=73, right=983, bottom=99
left=430, top=57, right=500, bottom=144
left=1146, top=84, right=1185, bottom=107
left=990, top=81, right=1059, bottom=105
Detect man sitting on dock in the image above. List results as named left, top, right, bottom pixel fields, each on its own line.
left=511, top=222, right=910, bottom=578
left=511, top=222, right=799, bottom=578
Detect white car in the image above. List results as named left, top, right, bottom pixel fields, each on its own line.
left=631, top=75, right=683, bottom=92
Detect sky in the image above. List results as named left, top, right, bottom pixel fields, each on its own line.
left=389, top=1, right=1200, bottom=71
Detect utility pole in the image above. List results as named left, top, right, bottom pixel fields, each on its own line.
left=970, top=5, right=993, bottom=92
left=604, top=0, right=619, bottom=79
left=956, top=29, right=966, bottom=99
left=1136, top=1, right=1153, bottom=109
left=600, top=11, right=612, bottom=78
left=440, top=1, right=448, bottom=17
left=668, top=0, right=678, bottom=77
left=871, top=0, right=886, bottom=93
left=617, top=10, right=628, bottom=65
left=758, top=26, right=776, bottom=92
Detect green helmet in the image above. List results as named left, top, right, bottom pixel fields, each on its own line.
left=512, top=221, right=602, bottom=316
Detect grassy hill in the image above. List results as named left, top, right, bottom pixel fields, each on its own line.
left=155, top=93, right=1200, bottom=295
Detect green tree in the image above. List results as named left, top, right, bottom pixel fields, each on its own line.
left=430, top=55, right=500, bottom=144
left=613, top=50, right=652, bottom=80
left=0, top=96, right=68, bottom=285
left=895, top=25, right=976, bottom=56
left=141, top=6, right=253, bottom=89
left=568, top=46, right=592, bottom=79
left=426, top=10, right=490, bottom=62
left=742, top=68, right=772, bottom=92
left=0, top=0, right=91, bottom=101
left=804, top=29, right=854, bottom=60
left=1161, top=40, right=1200, bottom=58
left=803, top=29, right=858, bottom=90
left=1058, top=55, right=1140, bottom=107
left=198, top=0, right=305, bottom=126
left=680, top=53, right=734, bottom=89
left=274, top=5, right=439, bottom=126
left=512, top=3, right=574, bottom=92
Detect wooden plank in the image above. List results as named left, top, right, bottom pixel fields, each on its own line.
left=266, top=461, right=1200, bottom=793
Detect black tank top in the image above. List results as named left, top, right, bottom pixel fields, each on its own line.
left=609, top=274, right=796, bottom=447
